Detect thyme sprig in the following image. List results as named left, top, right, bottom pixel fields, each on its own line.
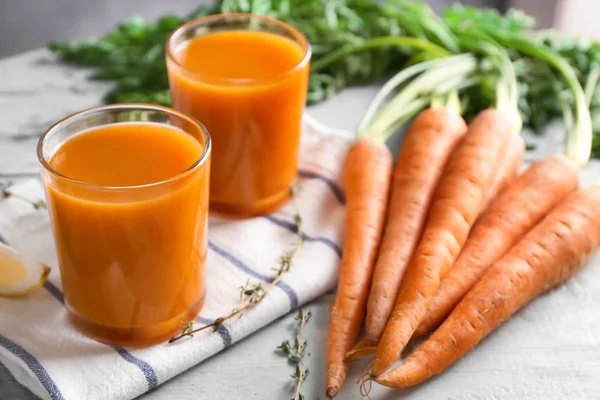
left=0, top=182, right=47, bottom=210
left=277, top=309, right=312, bottom=400
left=169, top=185, right=304, bottom=343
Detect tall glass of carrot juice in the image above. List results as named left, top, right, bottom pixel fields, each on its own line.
left=37, top=104, right=211, bottom=346
left=166, top=13, right=311, bottom=216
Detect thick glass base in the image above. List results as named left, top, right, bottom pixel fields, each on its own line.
left=67, top=292, right=206, bottom=347
left=210, top=187, right=290, bottom=217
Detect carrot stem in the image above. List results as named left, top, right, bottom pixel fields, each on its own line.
left=357, top=58, right=445, bottom=135
left=310, top=36, right=450, bottom=73
left=362, top=54, right=477, bottom=140
left=372, top=97, right=429, bottom=142
left=483, top=28, right=592, bottom=165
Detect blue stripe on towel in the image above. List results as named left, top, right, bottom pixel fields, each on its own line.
left=0, top=233, right=6, bottom=244
left=43, top=281, right=64, bottom=304
left=0, top=334, right=65, bottom=400
left=41, top=280, right=160, bottom=390
left=110, top=346, right=158, bottom=390
left=42, top=281, right=232, bottom=349
left=196, top=316, right=232, bottom=347
left=298, top=169, right=345, bottom=205
left=208, top=240, right=299, bottom=308
left=263, top=215, right=342, bottom=258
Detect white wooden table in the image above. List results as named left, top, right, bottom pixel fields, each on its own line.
left=2, top=49, right=600, bottom=400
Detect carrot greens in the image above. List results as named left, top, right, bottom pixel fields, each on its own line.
left=48, top=0, right=600, bottom=158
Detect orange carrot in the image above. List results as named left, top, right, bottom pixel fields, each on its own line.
left=326, top=138, right=392, bottom=399
left=414, top=154, right=580, bottom=337
left=363, top=108, right=468, bottom=342
left=484, top=134, right=525, bottom=208
left=372, top=108, right=514, bottom=377
left=348, top=134, right=523, bottom=361
left=377, top=185, right=600, bottom=388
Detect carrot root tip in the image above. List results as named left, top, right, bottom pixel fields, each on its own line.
left=358, top=375, right=374, bottom=399
left=325, top=387, right=338, bottom=399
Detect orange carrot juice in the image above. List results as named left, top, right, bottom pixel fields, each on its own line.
left=38, top=105, right=211, bottom=346
left=167, top=14, right=311, bottom=215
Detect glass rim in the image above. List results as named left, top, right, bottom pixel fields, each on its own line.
left=37, top=103, right=212, bottom=191
left=165, top=12, right=312, bottom=86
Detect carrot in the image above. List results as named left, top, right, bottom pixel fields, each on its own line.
left=362, top=108, right=468, bottom=342
left=414, top=154, right=580, bottom=337
left=376, top=185, right=600, bottom=388
left=371, top=108, right=515, bottom=377
left=348, top=142, right=524, bottom=362
left=326, top=53, right=476, bottom=398
left=348, top=134, right=523, bottom=359
left=346, top=134, right=524, bottom=360
left=346, top=108, right=467, bottom=362
left=325, top=138, right=392, bottom=399
left=483, top=134, right=525, bottom=208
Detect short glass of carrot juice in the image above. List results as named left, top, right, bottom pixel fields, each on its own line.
left=37, top=104, right=211, bottom=346
left=166, top=13, right=311, bottom=216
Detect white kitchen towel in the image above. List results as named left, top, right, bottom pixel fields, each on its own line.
left=0, top=118, right=351, bottom=400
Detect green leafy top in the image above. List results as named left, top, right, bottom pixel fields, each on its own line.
left=49, top=0, right=600, bottom=158
left=443, top=4, right=535, bottom=33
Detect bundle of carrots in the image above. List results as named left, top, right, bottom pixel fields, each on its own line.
left=325, top=11, right=600, bottom=398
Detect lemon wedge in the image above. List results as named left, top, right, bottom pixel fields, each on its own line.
left=0, top=243, right=50, bottom=298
